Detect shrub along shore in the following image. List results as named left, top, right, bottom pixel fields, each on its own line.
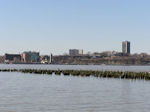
left=0, top=69, right=150, bottom=80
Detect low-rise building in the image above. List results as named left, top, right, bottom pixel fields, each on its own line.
left=40, top=54, right=53, bottom=64
left=4, top=54, right=21, bottom=63
left=69, top=49, right=83, bottom=56
left=21, top=51, right=40, bottom=63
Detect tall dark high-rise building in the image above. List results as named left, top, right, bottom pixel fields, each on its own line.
left=122, top=41, right=130, bottom=55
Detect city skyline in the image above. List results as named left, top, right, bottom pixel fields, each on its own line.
left=0, top=0, right=150, bottom=55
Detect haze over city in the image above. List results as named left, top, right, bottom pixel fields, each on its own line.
left=0, top=0, right=150, bottom=55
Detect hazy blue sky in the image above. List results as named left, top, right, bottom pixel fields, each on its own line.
left=0, top=0, right=150, bottom=55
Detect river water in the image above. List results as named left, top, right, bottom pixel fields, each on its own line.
left=1, top=64, right=150, bottom=72
left=0, top=65, right=150, bottom=112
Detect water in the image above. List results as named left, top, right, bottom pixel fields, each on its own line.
left=0, top=64, right=150, bottom=72
left=0, top=72, right=150, bottom=112
left=0, top=64, right=150, bottom=112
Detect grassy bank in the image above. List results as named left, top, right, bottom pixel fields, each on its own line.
left=0, top=69, right=150, bottom=80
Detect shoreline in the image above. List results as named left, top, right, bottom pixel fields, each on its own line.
left=2, top=63, right=150, bottom=66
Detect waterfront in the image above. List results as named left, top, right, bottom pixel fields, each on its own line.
left=0, top=72, right=150, bottom=112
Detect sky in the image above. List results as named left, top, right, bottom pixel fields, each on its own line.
left=0, top=0, right=150, bottom=55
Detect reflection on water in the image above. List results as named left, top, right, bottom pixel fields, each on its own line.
left=0, top=72, right=150, bottom=112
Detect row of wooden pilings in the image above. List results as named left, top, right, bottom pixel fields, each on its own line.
left=0, top=69, right=150, bottom=80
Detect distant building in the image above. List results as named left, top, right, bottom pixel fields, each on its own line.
left=69, top=49, right=83, bottom=56
left=4, top=54, right=21, bottom=63
left=31, top=52, right=40, bottom=63
left=21, top=52, right=31, bottom=63
left=122, top=41, right=130, bottom=55
left=0, top=56, right=4, bottom=63
left=50, top=53, right=53, bottom=63
left=78, top=49, right=83, bottom=55
left=21, top=51, right=40, bottom=63
left=40, top=54, right=53, bottom=64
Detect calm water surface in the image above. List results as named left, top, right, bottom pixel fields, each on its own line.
left=0, top=64, right=150, bottom=72
left=0, top=72, right=150, bottom=112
